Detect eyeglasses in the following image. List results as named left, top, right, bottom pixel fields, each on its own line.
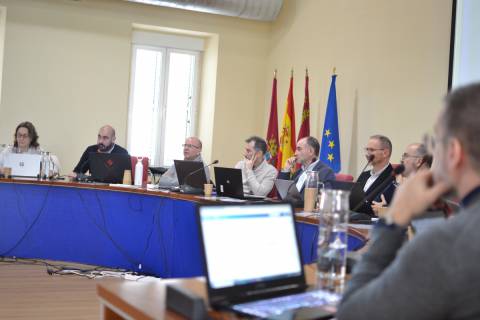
left=16, top=133, right=29, bottom=139
left=401, top=153, right=422, bottom=160
left=182, top=144, right=200, bottom=149
left=364, top=148, right=384, bottom=153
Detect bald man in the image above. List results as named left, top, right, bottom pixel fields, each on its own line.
left=72, top=125, right=129, bottom=176
left=159, top=136, right=210, bottom=187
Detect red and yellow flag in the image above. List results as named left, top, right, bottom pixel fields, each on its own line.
left=297, top=69, right=310, bottom=141
left=278, top=72, right=296, bottom=170
left=266, top=71, right=280, bottom=168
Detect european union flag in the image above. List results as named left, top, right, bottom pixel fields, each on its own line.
left=320, top=74, right=341, bottom=173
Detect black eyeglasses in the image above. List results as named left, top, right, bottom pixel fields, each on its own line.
left=364, top=147, right=384, bottom=153
left=182, top=144, right=200, bottom=149
left=401, top=153, right=422, bottom=160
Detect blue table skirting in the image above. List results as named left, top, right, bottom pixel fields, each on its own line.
left=0, top=182, right=365, bottom=278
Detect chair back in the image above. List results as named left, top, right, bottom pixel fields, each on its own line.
left=335, top=173, right=354, bottom=182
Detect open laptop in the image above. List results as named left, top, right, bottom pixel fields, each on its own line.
left=197, top=203, right=340, bottom=318
left=4, top=153, right=42, bottom=178
left=214, top=167, right=265, bottom=200
left=275, top=179, right=300, bottom=200
left=88, top=153, right=131, bottom=183
left=174, top=160, right=207, bottom=189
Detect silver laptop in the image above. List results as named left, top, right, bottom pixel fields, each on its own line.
left=4, top=153, right=42, bottom=177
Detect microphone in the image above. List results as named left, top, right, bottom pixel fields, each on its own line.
left=359, top=154, right=375, bottom=174
left=180, top=160, right=219, bottom=194
left=352, top=164, right=405, bottom=213
left=74, top=154, right=93, bottom=182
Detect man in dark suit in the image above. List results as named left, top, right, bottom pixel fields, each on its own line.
left=354, top=134, right=395, bottom=215
left=71, top=125, right=129, bottom=177
left=278, top=136, right=335, bottom=206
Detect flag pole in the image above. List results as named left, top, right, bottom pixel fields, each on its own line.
left=333, top=67, right=337, bottom=75
left=274, top=69, right=277, bottom=78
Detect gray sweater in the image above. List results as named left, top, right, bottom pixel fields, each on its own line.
left=337, top=191, right=480, bottom=320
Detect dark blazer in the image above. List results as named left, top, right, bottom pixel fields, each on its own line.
left=73, top=144, right=129, bottom=173
left=354, top=163, right=396, bottom=215
left=278, top=160, right=335, bottom=206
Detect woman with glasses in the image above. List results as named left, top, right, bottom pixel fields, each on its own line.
left=0, top=121, right=61, bottom=175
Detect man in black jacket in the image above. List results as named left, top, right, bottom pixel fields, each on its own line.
left=354, top=134, right=395, bottom=215
left=71, top=125, right=129, bottom=176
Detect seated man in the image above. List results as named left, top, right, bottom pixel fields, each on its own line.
left=337, top=81, right=480, bottom=320
left=353, top=134, right=396, bottom=215
left=235, top=136, right=277, bottom=197
left=71, top=125, right=128, bottom=177
left=278, top=136, right=335, bottom=205
left=159, top=136, right=210, bottom=187
left=372, top=142, right=431, bottom=214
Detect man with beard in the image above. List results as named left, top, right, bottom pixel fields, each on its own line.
left=337, top=82, right=480, bottom=319
left=72, top=125, right=129, bottom=176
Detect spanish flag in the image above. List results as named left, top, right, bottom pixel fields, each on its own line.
left=278, top=72, right=296, bottom=170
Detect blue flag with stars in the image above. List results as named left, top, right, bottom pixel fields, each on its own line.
left=320, top=74, right=341, bottom=173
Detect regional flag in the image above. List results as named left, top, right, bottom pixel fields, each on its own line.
left=278, top=72, right=296, bottom=170
left=297, top=69, right=310, bottom=142
left=320, top=74, right=341, bottom=173
left=265, top=71, right=279, bottom=168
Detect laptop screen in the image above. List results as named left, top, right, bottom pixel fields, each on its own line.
left=198, top=203, right=302, bottom=290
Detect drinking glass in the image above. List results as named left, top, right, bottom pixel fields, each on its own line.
left=317, top=189, right=350, bottom=293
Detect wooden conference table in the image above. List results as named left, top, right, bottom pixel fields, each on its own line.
left=0, top=178, right=368, bottom=278
left=97, top=264, right=320, bottom=320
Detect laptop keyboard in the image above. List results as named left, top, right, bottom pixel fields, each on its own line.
left=231, top=289, right=341, bottom=317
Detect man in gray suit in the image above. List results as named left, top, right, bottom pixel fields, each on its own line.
left=337, top=82, right=480, bottom=319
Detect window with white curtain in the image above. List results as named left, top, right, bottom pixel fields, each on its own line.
left=127, top=31, right=202, bottom=166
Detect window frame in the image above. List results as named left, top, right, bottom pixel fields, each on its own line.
left=127, top=43, right=201, bottom=166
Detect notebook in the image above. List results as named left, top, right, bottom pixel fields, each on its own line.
left=174, top=160, right=207, bottom=189
left=196, top=203, right=340, bottom=318
left=3, top=153, right=42, bottom=178
left=214, top=167, right=265, bottom=200
left=88, top=153, right=131, bottom=183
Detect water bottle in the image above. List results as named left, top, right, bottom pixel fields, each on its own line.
left=317, top=189, right=350, bottom=293
left=304, top=170, right=319, bottom=212
left=134, top=157, right=143, bottom=186
left=40, top=151, right=50, bottom=179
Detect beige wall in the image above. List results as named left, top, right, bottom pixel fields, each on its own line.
left=0, top=0, right=270, bottom=171
left=0, top=0, right=452, bottom=176
left=266, top=0, right=451, bottom=175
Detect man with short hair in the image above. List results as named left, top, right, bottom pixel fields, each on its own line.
left=278, top=136, right=335, bottom=203
left=372, top=142, right=431, bottom=214
left=337, top=82, right=480, bottom=319
left=159, top=136, right=210, bottom=187
left=400, top=143, right=431, bottom=178
left=72, top=125, right=128, bottom=176
left=354, top=134, right=395, bottom=214
left=235, top=136, right=277, bottom=197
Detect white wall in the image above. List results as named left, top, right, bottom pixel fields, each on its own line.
left=0, top=0, right=452, bottom=177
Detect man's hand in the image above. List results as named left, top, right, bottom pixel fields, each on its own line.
left=387, top=170, right=451, bottom=226
left=67, top=172, right=78, bottom=178
left=372, top=194, right=387, bottom=216
left=283, top=157, right=296, bottom=172
left=245, top=154, right=256, bottom=171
